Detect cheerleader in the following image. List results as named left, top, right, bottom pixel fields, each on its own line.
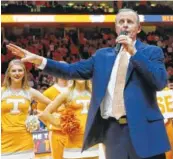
left=157, top=86, right=173, bottom=159
left=37, top=77, right=71, bottom=159
left=1, top=59, right=51, bottom=159
left=38, top=80, right=100, bottom=159
left=165, top=118, right=173, bottom=159
left=164, top=87, right=173, bottom=159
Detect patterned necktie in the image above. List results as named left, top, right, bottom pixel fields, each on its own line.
left=112, top=51, right=128, bottom=119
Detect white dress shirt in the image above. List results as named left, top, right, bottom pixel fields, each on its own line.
left=37, top=58, right=47, bottom=70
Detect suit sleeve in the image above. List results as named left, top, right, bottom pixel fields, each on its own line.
left=43, top=56, right=95, bottom=80
left=130, top=46, right=168, bottom=91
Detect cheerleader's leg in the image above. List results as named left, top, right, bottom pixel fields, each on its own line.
left=49, top=130, right=68, bottom=159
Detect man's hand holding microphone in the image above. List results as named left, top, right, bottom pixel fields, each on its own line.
left=115, top=31, right=136, bottom=55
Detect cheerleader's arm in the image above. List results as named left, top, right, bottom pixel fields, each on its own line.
left=29, top=88, right=51, bottom=105
left=37, top=110, right=61, bottom=128
left=44, top=92, right=69, bottom=113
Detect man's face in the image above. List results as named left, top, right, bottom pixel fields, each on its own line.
left=116, top=11, right=141, bottom=41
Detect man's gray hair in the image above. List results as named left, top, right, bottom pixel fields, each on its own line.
left=116, top=8, right=140, bottom=25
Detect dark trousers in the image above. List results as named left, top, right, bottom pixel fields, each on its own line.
left=103, top=117, right=165, bottom=159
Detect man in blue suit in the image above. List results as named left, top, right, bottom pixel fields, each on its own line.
left=7, top=8, right=170, bottom=159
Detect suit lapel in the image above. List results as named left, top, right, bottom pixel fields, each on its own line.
left=125, top=39, right=145, bottom=87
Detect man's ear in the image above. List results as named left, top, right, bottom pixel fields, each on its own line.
left=137, top=25, right=141, bottom=34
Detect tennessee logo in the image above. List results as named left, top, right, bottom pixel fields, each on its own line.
left=7, top=98, right=25, bottom=114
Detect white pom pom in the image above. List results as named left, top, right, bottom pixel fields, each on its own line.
left=25, top=115, right=40, bottom=132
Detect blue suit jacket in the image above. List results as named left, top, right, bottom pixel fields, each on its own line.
left=43, top=40, right=170, bottom=158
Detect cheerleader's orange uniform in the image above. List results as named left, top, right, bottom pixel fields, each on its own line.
left=1, top=87, right=34, bottom=159
left=165, top=119, right=173, bottom=159
left=164, top=88, right=173, bottom=159
left=37, top=84, right=69, bottom=159
left=63, top=90, right=99, bottom=158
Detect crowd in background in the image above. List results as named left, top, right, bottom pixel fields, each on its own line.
left=1, top=1, right=173, bottom=14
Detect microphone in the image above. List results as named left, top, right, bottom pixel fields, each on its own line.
left=115, top=31, right=127, bottom=53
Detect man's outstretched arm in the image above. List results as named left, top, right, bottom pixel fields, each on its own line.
left=7, top=43, right=94, bottom=80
